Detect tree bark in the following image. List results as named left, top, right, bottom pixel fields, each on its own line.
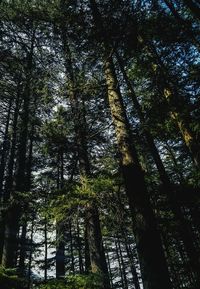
left=56, top=152, right=65, bottom=278
left=115, top=237, right=125, bottom=289
left=61, top=27, right=110, bottom=288
left=44, top=219, right=48, bottom=281
left=77, top=218, right=84, bottom=274
left=0, top=82, right=22, bottom=263
left=117, top=237, right=128, bottom=289
left=140, top=37, right=200, bottom=167
left=88, top=1, right=172, bottom=288
left=116, top=51, right=200, bottom=284
left=69, top=220, right=75, bottom=274
left=104, top=55, right=172, bottom=289
left=0, top=98, right=12, bottom=200
left=2, top=28, right=35, bottom=268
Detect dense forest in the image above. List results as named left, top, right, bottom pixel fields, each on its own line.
left=0, top=0, right=200, bottom=288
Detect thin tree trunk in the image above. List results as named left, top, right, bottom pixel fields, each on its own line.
left=56, top=224, right=65, bottom=278
left=140, top=37, right=200, bottom=167
left=115, top=50, right=170, bottom=185
left=104, top=242, right=113, bottom=289
left=77, top=218, right=84, bottom=274
left=2, top=28, right=35, bottom=268
left=56, top=152, right=65, bottom=278
left=118, top=237, right=128, bottom=289
left=0, top=87, right=21, bottom=263
left=116, top=51, right=200, bottom=285
left=44, top=219, right=48, bottom=282
left=84, top=222, right=91, bottom=273
left=115, top=238, right=125, bottom=289
left=18, top=222, right=27, bottom=274
left=18, top=123, right=34, bottom=275
left=28, top=219, right=34, bottom=289
left=4, top=85, right=21, bottom=202
left=89, top=1, right=172, bottom=288
left=61, top=27, right=110, bottom=288
left=162, top=0, right=200, bottom=49
left=69, top=220, right=75, bottom=274
left=182, top=0, right=200, bottom=21
left=104, top=54, right=172, bottom=289
left=0, top=97, right=12, bottom=200
left=124, top=237, right=140, bottom=289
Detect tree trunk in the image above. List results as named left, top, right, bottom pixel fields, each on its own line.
left=182, top=0, right=200, bottom=21
left=88, top=1, right=172, bottom=288
left=18, top=124, right=34, bottom=275
left=18, top=222, right=27, bottom=274
left=56, top=152, right=65, bottom=278
left=56, top=223, right=65, bottom=278
left=77, top=218, right=84, bottom=274
left=116, top=51, right=200, bottom=285
left=2, top=28, right=35, bottom=268
left=124, top=237, right=140, bottom=289
left=104, top=56, right=172, bottom=289
left=141, top=37, right=200, bottom=167
left=115, top=51, right=170, bottom=185
left=28, top=219, right=34, bottom=289
left=104, top=242, right=113, bottom=289
left=0, top=98, right=12, bottom=200
left=44, top=219, right=48, bottom=281
left=0, top=86, right=21, bottom=263
left=61, top=28, right=110, bottom=288
left=117, top=237, right=128, bottom=289
left=115, top=238, right=125, bottom=289
left=84, top=222, right=91, bottom=273
left=69, top=220, right=75, bottom=274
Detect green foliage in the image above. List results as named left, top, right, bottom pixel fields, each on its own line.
left=0, top=266, right=28, bottom=289
left=47, top=175, right=116, bottom=222
left=39, top=273, right=103, bottom=289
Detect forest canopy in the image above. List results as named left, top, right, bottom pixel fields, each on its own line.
left=0, top=0, right=200, bottom=289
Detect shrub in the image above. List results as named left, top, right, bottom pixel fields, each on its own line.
left=39, top=273, right=103, bottom=289
left=0, top=266, right=28, bottom=289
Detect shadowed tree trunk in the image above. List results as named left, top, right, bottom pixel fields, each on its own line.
left=182, top=0, right=200, bottom=20
left=117, top=237, right=128, bottom=289
left=116, top=50, right=200, bottom=286
left=88, top=2, right=173, bottom=288
left=0, top=80, right=22, bottom=263
left=139, top=36, right=200, bottom=167
left=0, top=98, right=12, bottom=200
left=77, top=218, right=84, bottom=273
left=60, top=21, right=110, bottom=288
left=115, top=237, right=125, bottom=289
left=56, top=152, right=65, bottom=279
left=19, top=122, right=34, bottom=275
left=2, top=27, right=35, bottom=268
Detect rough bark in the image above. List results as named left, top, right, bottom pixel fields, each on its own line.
left=88, top=1, right=172, bottom=288
left=104, top=56, right=172, bottom=289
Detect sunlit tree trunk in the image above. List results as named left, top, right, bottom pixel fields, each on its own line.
left=116, top=51, right=200, bottom=285
left=139, top=37, right=200, bottom=167
left=103, top=54, right=172, bottom=289
left=89, top=1, right=172, bottom=288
